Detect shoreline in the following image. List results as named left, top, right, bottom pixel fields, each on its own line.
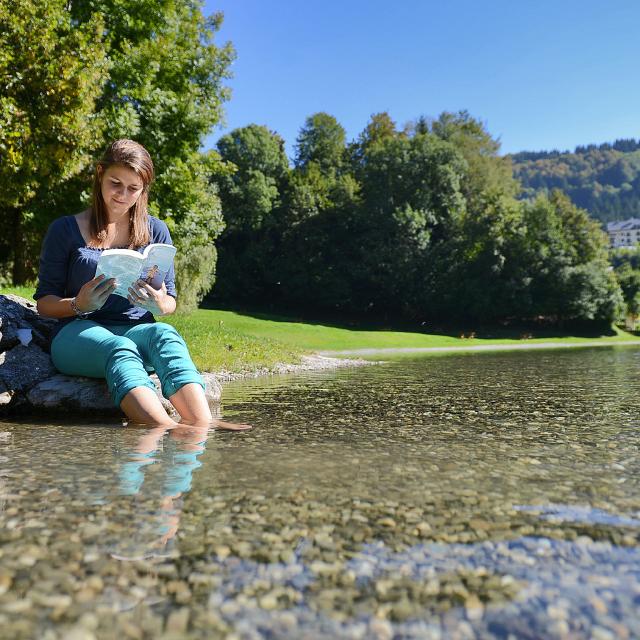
left=206, top=338, right=640, bottom=386
left=318, top=339, right=640, bottom=357
left=206, top=353, right=376, bottom=384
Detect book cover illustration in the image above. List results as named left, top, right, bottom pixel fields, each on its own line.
left=95, top=243, right=177, bottom=300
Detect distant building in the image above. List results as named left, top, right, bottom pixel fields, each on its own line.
left=607, top=219, right=640, bottom=248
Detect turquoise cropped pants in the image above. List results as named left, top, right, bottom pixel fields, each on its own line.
left=51, top=320, right=204, bottom=407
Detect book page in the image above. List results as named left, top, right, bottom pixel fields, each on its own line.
left=95, top=252, right=144, bottom=298
left=140, top=244, right=177, bottom=289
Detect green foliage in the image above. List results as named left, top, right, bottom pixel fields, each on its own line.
left=610, top=249, right=640, bottom=324
left=429, top=111, right=518, bottom=203
left=211, top=111, right=622, bottom=327
left=69, top=0, right=233, bottom=159
left=214, top=125, right=291, bottom=302
left=150, top=150, right=225, bottom=310
left=352, top=131, right=467, bottom=315
left=512, top=139, right=640, bottom=223
left=348, top=111, right=399, bottom=175
left=1, top=0, right=232, bottom=302
left=216, top=125, right=288, bottom=232
left=294, top=112, right=346, bottom=173
left=0, top=0, right=109, bottom=281
left=516, top=192, right=622, bottom=323
left=610, top=245, right=640, bottom=270
left=429, top=190, right=527, bottom=321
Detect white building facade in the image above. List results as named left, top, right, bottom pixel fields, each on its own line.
left=607, top=219, right=640, bottom=248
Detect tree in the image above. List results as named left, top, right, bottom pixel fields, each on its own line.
left=512, top=140, right=640, bottom=224
left=71, top=0, right=233, bottom=307
left=213, top=125, right=290, bottom=301
left=430, top=190, right=528, bottom=322
left=1, top=0, right=234, bottom=307
left=519, top=192, right=621, bottom=323
left=348, top=111, right=399, bottom=178
left=294, top=112, right=346, bottom=174
left=612, top=262, right=640, bottom=327
left=429, top=110, right=518, bottom=203
left=150, top=149, right=226, bottom=310
left=352, top=130, right=467, bottom=316
left=0, top=0, right=109, bottom=282
left=69, top=0, right=233, bottom=159
left=216, top=125, right=289, bottom=233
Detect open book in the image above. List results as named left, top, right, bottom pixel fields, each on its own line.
left=95, top=243, right=177, bottom=299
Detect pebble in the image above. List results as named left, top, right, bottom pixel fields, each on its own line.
left=165, top=608, right=190, bottom=634
left=2, top=598, right=33, bottom=613
left=548, top=619, right=570, bottom=637
left=78, top=613, right=99, bottom=630
left=62, top=627, right=96, bottom=640
left=368, top=618, right=393, bottom=640
left=258, top=593, right=279, bottom=610
left=377, top=518, right=397, bottom=528
left=464, top=595, right=484, bottom=620
left=591, top=626, right=616, bottom=640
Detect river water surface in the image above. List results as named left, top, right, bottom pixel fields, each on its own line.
left=1, top=347, right=640, bottom=639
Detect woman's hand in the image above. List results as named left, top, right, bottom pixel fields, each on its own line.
left=75, top=274, right=116, bottom=312
left=127, top=280, right=176, bottom=316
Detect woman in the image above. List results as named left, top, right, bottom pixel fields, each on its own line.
left=35, top=139, right=224, bottom=427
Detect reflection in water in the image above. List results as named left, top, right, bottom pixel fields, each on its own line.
left=1, top=347, right=640, bottom=637
left=112, top=424, right=210, bottom=559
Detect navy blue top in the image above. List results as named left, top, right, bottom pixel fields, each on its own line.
left=34, top=215, right=177, bottom=336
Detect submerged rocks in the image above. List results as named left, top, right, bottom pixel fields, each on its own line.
left=0, top=294, right=221, bottom=416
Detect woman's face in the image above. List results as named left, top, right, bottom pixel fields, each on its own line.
left=100, top=163, right=144, bottom=218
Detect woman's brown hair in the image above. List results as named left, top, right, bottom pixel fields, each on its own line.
left=89, top=139, right=154, bottom=248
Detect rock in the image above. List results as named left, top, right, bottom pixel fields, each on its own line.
left=0, top=294, right=56, bottom=352
left=63, top=628, right=96, bottom=640
left=0, top=344, right=57, bottom=393
left=20, top=373, right=115, bottom=415
left=165, top=607, right=190, bottom=633
left=0, top=379, right=12, bottom=406
left=591, top=627, right=616, bottom=640
left=0, top=294, right=222, bottom=416
left=201, top=373, right=222, bottom=404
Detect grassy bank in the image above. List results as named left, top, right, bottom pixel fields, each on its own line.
left=4, top=286, right=639, bottom=372
left=185, top=308, right=639, bottom=350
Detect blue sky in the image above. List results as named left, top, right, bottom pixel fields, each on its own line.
left=202, top=0, right=640, bottom=161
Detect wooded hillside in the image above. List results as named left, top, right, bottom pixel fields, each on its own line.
left=511, top=139, right=640, bottom=223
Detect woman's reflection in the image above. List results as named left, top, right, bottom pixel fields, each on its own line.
left=112, top=419, right=249, bottom=560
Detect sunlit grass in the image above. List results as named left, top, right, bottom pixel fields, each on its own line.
left=1, top=285, right=36, bottom=300
left=173, top=308, right=639, bottom=351
left=164, top=313, right=304, bottom=372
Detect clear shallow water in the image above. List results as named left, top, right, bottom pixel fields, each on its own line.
left=1, top=347, right=640, bottom=638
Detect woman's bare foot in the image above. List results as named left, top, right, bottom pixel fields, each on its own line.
left=177, top=418, right=252, bottom=430
left=212, top=419, right=252, bottom=431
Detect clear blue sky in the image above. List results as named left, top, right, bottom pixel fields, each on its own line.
left=202, top=0, right=640, bottom=161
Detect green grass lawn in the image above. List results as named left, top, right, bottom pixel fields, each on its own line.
left=4, top=285, right=639, bottom=372
left=2, top=285, right=35, bottom=300
left=187, top=308, right=640, bottom=349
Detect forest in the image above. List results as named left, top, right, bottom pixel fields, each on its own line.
left=211, top=113, right=622, bottom=325
left=511, top=139, right=640, bottom=223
